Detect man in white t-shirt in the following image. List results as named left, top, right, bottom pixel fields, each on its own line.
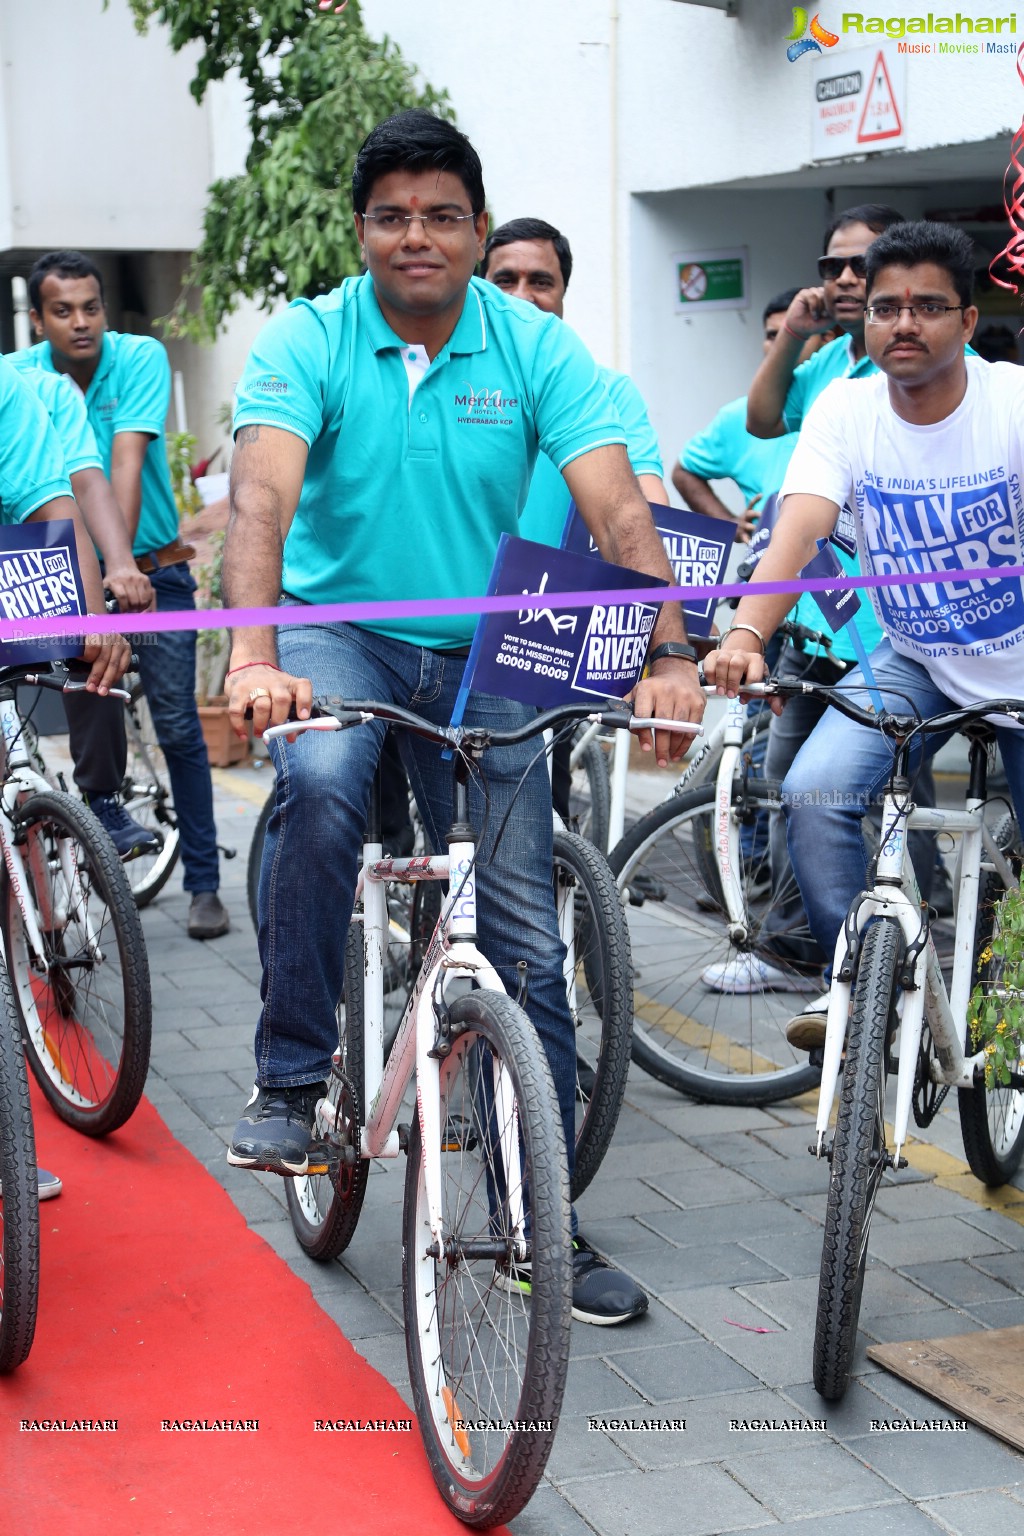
left=704, top=219, right=1024, bottom=1046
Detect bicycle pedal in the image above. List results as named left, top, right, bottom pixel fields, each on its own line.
left=441, top=1115, right=479, bottom=1153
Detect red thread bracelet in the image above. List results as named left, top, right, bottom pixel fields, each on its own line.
left=783, top=321, right=805, bottom=342
left=225, top=661, right=282, bottom=679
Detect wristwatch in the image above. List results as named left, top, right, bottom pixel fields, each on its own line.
left=647, top=641, right=698, bottom=666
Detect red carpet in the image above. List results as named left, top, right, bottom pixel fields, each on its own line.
left=0, top=1083, right=508, bottom=1536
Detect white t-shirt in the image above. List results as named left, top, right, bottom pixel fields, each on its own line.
left=780, top=357, right=1024, bottom=709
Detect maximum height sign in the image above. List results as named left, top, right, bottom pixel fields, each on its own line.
left=811, top=44, right=906, bottom=161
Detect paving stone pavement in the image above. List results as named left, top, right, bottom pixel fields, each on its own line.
left=127, top=759, right=1024, bottom=1535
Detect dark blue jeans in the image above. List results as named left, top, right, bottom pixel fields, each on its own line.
left=256, top=619, right=578, bottom=1199
left=131, top=564, right=220, bottom=894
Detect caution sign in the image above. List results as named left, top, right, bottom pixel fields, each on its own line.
left=857, top=51, right=903, bottom=143
left=811, top=43, right=906, bottom=161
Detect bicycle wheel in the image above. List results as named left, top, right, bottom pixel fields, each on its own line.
left=564, top=728, right=611, bottom=851
left=959, top=813, right=1024, bottom=1185
left=121, top=692, right=180, bottom=908
left=246, top=789, right=274, bottom=931
left=285, top=923, right=369, bottom=1259
left=551, top=830, right=633, bottom=1199
left=2, top=791, right=152, bottom=1136
left=0, top=959, right=39, bottom=1372
left=813, top=917, right=903, bottom=1402
left=608, top=780, right=821, bottom=1105
left=403, top=989, right=571, bottom=1528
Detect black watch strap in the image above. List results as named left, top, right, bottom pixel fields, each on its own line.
left=647, top=641, right=698, bottom=667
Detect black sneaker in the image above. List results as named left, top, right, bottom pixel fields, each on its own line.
left=571, top=1236, right=649, bottom=1325
left=84, top=792, right=162, bottom=860
left=227, top=1082, right=327, bottom=1176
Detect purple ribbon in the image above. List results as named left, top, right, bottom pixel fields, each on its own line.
left=3, top=563, right=1022, bottom=642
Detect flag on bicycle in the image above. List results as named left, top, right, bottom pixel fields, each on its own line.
left=0, top=519, right=87, bottom=665
left=560, top=500, right=733, bottom=638
left=458, top=535, right=666, bottom=711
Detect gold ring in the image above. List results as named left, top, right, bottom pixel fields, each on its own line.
left=248, top=686, right=271, bottom=703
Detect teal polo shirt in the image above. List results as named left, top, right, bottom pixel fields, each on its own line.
left=233, top=274, right=627, bottom=649
left=680, top=395, right=797, bottom=509
left=519, top=365, right=664, bottom=547
left=12, top=333, right=179, bottom=556
left=0, top=361, right=72, bottom=523
left=782, top=334, right=875, bottom=434
left=14, top=365, right=103, bottom=476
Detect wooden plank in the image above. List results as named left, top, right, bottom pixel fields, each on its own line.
left=868, top=1326, right=1024, bottom=1451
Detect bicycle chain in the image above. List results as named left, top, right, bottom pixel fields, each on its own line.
left=912, top=1025, right=950, bottom=1127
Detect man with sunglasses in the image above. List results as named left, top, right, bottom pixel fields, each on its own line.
left=746, top=204, right=905, bottom=440
left=706, top=221, right=1024, bottom=1049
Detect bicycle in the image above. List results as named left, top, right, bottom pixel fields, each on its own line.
left=269, top=696, right=689, bottom=1527
left=609, top=678, right=831, bottom=1106
left=783, top=683, right=1024, bottom=1402
left=248, top=750, right=634, bottom=1200
left=0, top=664, right=152, bottom=1136
left=0, top=954, right=38, bottom=1371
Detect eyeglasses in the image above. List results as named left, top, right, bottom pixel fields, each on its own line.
left=865, top=302, right=965, bottom=324
left=361, top=211, right=477, bottom=235
left=817, top=254, right=868, bottom=281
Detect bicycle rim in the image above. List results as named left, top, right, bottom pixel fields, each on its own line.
left=122, top=695, right=180, bottom=907
left=813, top=917, right=901, bottom=1401
left=4, top=792, right=151, bottom=1135
left=403, top=990, right=570, bottom=1528
left=609, top=781, right=821, bottom=1104
left=0, top=959, right=39, bottom=1371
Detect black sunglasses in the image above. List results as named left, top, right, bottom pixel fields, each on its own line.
left=817, top=254, right=868, bottom=281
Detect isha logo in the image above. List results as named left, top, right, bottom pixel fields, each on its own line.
left=786, top=7, right=839, bottom=61
left=518, top=571, right=578, bottom=636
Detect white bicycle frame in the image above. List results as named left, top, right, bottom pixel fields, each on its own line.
left=0, top=691, right=100, bottom=976
left=266, top=707, right=700, bottom=1262
left=814, top=787, right=1019, bottom=1167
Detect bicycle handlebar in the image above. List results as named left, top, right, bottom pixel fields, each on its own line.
left=0, top=662, right=130, bottom=704
left=262, top=697, right=704, bottom=750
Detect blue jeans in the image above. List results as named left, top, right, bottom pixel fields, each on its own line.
left=782, top=639, right=1024, bottom=973
left=131, top=564, right=220, bottom=893
left=256, top=619, right=578, bottom=1195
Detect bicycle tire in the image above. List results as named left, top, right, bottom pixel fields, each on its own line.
left=813, top=917, right=903, bottom=1402
left=564, top=729, right=611, bottom=851
left=402, top=988, right=570, bottom=1528
left=0, top=958, right=39, bottom=1372
left=608, top=780, right=821, bottom=1105
left=121, top=693, right=180, bottom=908
left=551, top=829, right=633, bottom=1199
left=285, top=923, right=369, bottom=1258
left=959, top=813, right=1024, bottom=1185
left=2, top=791, right=152, bottom=1136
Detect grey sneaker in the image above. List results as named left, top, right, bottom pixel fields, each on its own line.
left=188, top=891, right=230, bottom=940
left=227, top=1082, right=328, bottom=1176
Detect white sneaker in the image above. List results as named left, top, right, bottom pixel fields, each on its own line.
left=0, top=1168, right=62, bottom=1201
left=700, top=953, right=822, bottom=995
left=785, top=993, right=831, bottom=1051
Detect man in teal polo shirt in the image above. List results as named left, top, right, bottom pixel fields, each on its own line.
left=746, top=204, right=906, bottom=439
left=14, top=365, right=159, bottom=857
left=479, top=217, right=667, bottom=543
left=16, top=252, right=228, bottom=940
left=224, top=110, right=703, bottom=1326
left=0, top=360, right=131, bottom=1202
